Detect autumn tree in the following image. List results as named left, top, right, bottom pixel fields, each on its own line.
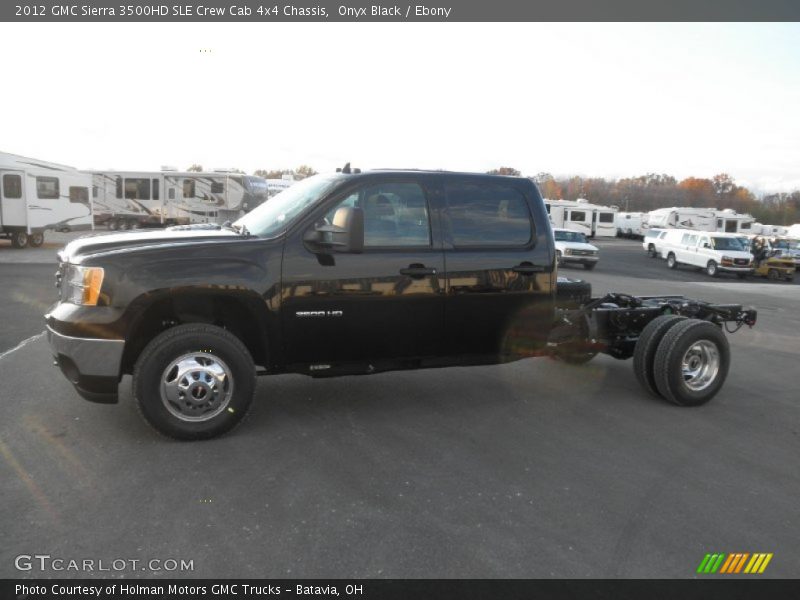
left=487, top=167, right=521, bottom=176
left=294, top=165, right=318, bottom=180
left=187, top=164, right=203, bottom=172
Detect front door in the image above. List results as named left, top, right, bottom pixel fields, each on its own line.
left=281, top=176, right=445, bottom=368
left=441, top=177, right=553, bottom=359
left=0, top=170, right=27, bottom=228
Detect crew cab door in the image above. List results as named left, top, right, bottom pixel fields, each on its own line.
left=281, top=176, right=445, bottom=367
left=441, top=178, right=553, bottom=359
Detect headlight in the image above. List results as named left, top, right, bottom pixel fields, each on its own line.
left=564, top=248, right=573, bottom=255
left=721, top=256, right=733, bottom=261
left=66, top=265, right=105, bottom=305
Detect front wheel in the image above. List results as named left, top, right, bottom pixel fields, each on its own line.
left=133, top=324, right=256, bottom=440
left=767, top=269, right=780, bottom=281
left=583, top=262, right=596, bottom=271
left=648, top=244, right=657, bottom=258
left=706, top=260, right=719, bottom=278
left=653, top=319, right=730, bottom=406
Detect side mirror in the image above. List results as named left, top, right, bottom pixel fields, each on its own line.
left=304, top=206, right=364, bottom=254
left=703, top=242, right=711, bottom=248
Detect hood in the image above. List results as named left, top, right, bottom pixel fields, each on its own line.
left=59, top=226, right=243, bottom=263
left=556, top=240, right=598, bottom=252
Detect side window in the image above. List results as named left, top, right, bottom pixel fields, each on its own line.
left=326, top=183, right=431, bottom=247
left=92, top=185, right=98, bottom=199
left=168, top=188, right=176, bottom=200
left=2, top=174, right=22, bottom=199
left=115, top=176, right=123, bottom=199
left=445, top=182, right=532, bottom=247
left=699, top=237, right=709, bottom=247
left=183, top=179, right=196, bottom=198
left=687, top=235, right=698, bottom=245
left=599, top=212, right=614, bottom=223
left=681, top=233, right=691, bottom=244
left=211, top=181, right=225, bottom=194
left=124, top=178, right=150, bottom=200
left=36, top=177, right=59, bottom=199
left=69, top=186, right=89, bottom=204
left=545, top=204, right=550, bottom=214
left=152, top=179, right=160, bottom=201
left=570, top=210, right=586, bottom=222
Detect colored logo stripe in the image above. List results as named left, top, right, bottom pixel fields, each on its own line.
left=697, top=553, right=773, bottom=574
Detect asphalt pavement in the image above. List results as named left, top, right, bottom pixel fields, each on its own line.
left=0, top=236, right=798, bottom=578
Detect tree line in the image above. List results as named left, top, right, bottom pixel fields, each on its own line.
left=489, top=167, right=799, bottom=226
left=185, top=164, right=799, bottom=226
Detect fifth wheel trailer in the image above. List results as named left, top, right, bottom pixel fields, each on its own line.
left=90, top=170, right=270, bottom=229
left=0, top=151, right=93, bottom=248
left=544, top=199, right=617, bottom=238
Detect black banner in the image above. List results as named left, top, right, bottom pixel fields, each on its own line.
left=5, top=579, right=800, bottom=600
left=3, top=0, right=800, bottom=22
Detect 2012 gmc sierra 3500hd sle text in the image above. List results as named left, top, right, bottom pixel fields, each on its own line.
left=46, top=166, right=757, bottom=439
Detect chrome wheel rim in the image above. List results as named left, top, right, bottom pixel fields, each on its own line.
left=681, top=340, right=720, bottom=391
left=160, top=353, right=234, bottom=422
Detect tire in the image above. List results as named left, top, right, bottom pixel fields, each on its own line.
left=556, top=250, right=563, bottom=267
left=583, top=262, right=596, bottom=271
left=667, top=253, right=677, bottom=269
left=555, top=277, right=592, bottom=309
left=653, top=319, right=730, bottom=407
left=767, top=269, right=779, bottom=281
left=119, top=219, right=131, bottom=230
left=10, top=231, right=28, bottom=248
left=706, top=261, right=719, bottom=278
left=648, top=244, right=657, bottom=258
left=133, top=323, right=256, bottom=440
left=29, top=232, right=44, bottom=247
left=736, top=273, right=747, bottom=280
left=633, top=315, right=687, bottom=398
left=109, top=219, right=119, bottom=231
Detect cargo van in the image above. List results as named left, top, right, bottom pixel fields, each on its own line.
left=660, top=229, right=754, bottom=277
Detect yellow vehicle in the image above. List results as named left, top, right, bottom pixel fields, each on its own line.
left=752, top=256, right=795, bottom=282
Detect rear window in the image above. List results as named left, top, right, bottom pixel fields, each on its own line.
left=445, top=182, right=532, bottom=247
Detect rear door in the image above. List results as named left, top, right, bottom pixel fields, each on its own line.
left=441, top=177, right=553, bottom=359
left=0, top=170, right=27, bottom=228
left=281, top=175, right=446, bottom=367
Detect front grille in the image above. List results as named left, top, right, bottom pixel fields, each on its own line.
left=734, top=258, right=750, bottom=266
left=571, top=250, right=596, bottom=256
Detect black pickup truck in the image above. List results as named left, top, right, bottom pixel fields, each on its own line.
left=46, top=167, right=757, bottom=439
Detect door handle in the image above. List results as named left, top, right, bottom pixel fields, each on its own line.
left=512, top=263, right=545, bottom=275
left=400, top=263, right=437, bottom=278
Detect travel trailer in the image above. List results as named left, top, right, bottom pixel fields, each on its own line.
left=615, top=211, right=645, bottom=238
left=90, top=170, right=269, bottom=229
left=545, top=199, right=617, bottom=238
left=643, top=207, right=716, bottom=232
left=714, top=208, right=756, bottom=234
left=264, top=173, right=296, bottom=197
left=751, top=223, right=789, bottom=236
left=0, top=151, right=93, bottom=248
left=643, top=207, right=755, bottom=235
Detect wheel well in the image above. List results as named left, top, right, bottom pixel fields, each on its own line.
left=120, top=293, right=269, bottom=374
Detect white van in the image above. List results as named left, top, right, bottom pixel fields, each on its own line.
left=642, top=228, right=668, bottom=257
left=660, top=229, right=754, bottom=277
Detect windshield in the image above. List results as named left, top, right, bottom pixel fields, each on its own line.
left=234, top=174, right=341, bottom=237
left=773, top=239, right=800, bottom=250
left=554, top=230, right=588, bottom=243
left=711, top=237, right=745, bottom=251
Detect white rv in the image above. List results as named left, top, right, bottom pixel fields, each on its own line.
left=0, top=152, right=93, bottom=248
left=90, top=170, right=270, bottom=230
left=615, top=212, right=645, bottom=238
left=545, top=199, right=617, bottom=238
left=643, top=207, right=717, bottom=232
left=714, top=208, right=755, bottom=234
left=751, top=223, right=789, bottom=236
left=265, top=173, right=296, bottom=197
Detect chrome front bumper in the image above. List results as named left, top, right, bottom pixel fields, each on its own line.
left=46, top=326, right=124, bottom=378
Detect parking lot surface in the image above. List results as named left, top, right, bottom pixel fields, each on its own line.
left=0, top=236, right=798, bottom=578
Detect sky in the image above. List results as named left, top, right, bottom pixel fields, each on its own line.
left=1, top=22, right=799, bottom=193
